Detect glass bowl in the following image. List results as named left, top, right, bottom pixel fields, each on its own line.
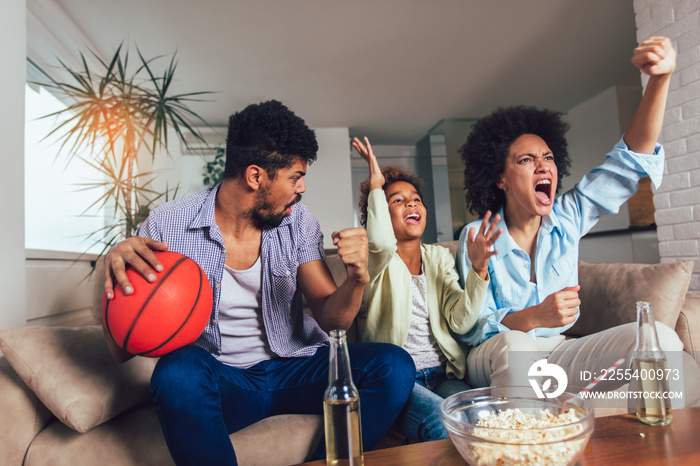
left=441, top=386, right=594, bottom=466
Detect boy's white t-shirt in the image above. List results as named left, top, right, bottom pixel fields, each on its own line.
left=403, top=271, right=445, bottom=371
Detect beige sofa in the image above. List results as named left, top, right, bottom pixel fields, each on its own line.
left=1, top=241, right=699, bottom=465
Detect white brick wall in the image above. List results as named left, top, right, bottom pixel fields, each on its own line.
left=634, top=0, right=700, bottom=292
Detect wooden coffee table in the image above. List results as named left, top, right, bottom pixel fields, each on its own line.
left=299, top=407, right=700, bottom=465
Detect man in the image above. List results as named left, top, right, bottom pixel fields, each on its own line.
left=102, top=100, right=415, bottom=465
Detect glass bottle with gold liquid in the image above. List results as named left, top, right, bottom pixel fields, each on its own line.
left=632, top=301, right=672, bottom=426
left=324, top=329, right=364, bottom=466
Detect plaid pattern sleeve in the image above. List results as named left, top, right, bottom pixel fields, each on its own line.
left=260, top=203, right=329, bottom=358
left=296, top=202, right=326, bottom=265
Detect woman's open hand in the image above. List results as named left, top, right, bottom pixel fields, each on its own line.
left=466, top=210, right=502, bottom=280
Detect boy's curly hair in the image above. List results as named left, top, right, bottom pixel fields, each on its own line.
left=461, top=105, right=571, bottom=217
left=224, top=100, right=318, bottom=179
left=358, top=164, right=424, bottom=227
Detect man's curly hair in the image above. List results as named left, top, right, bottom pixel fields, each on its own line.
left=461, top=106, right=571, bottom=217
left=224, top=100, right=318, bottom=179
left=358, top=164, right=424, bottom=227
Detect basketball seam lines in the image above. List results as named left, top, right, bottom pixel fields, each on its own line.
left=139, top=265, right=204, bottom=357
left=122, top=256, right=188, bottom=353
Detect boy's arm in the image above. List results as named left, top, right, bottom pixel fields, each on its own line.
left=352, top=137, right=396, bottom=278
left=623, top=36, right=675, bottom=154
left=366, top=190, right=398, bottom=277
left=353, top=136, right=385, bottom=191
left=440, top=251, right=489, bottom=334
left=444, top=212, right=501, bottom=333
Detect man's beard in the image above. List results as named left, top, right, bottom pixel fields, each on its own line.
left=248, top=189, right=302, bottom=229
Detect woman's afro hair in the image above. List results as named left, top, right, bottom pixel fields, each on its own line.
left=460, top=105, right=571, bottom=217
left=357, top=164, right=424, bottom=227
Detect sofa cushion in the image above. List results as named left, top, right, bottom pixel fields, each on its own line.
left=567, top=260, right=694, bottom=338
left=0, top=325, right=156, bottom=433
left=676, top=293, right=700, bottom=362
left=434, top=240, right=458, bottom=256
left=25, top=405, right=323, bottom=466
left=0, top=356, right=55, bottom=465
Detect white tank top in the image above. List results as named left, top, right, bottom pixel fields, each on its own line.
left=403, top=272, right=445, bottom=371
left=217, top=256, right=276, bottom=368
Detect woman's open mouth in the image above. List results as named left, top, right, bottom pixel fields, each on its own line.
left=535, top=179, right=552, bottom=205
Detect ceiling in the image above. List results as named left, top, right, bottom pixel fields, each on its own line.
left=34, top=0, right=640, bottom=145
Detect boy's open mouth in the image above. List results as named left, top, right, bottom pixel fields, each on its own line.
left=404, top=211, right=422, bottom=225
left=535, top=179, right=552, bottom=204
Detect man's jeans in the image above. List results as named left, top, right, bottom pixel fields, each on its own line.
left=393, top=365, right=470, bottom=442
left=150, top=342, right=415, bottom=465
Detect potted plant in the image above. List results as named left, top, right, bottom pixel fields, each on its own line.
left=40, top=44, right=211, bottom=254
left=203, top=146, right=226, bottom=188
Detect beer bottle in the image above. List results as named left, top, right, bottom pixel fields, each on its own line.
left=324, top=329, right=364, bottom=466
left=632, top=301, right=672, bottom=426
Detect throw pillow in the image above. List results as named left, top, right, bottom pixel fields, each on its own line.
left=566, top=260, right=693, bottom=337
left=0, top=325, right=156, bottom=433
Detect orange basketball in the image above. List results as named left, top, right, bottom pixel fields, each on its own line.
left=101, top=251, right=213, bottom=357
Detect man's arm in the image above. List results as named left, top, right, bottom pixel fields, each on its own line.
left=297, top=228, right=369, bottom=333
left=624, top=36, right=676, bottom=154
left=101, top=218, right=169, bottom=361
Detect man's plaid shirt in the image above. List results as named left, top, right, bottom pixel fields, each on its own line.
left=137, top=185, right=329, bottom=358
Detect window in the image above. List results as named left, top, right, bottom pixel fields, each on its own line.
left=25, top=60, right=107, bottom=255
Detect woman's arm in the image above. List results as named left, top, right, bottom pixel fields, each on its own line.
left=501, top=286, right=580, bottom=332
left=623, top=36, right=676, bottom=154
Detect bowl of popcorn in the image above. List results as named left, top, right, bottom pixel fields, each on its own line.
left=441, top=386, right=594, bottom=466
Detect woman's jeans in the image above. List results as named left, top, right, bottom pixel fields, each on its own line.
left=150, top=342, right=415, bottom=465
left=393, top=365, right=470, bottom=442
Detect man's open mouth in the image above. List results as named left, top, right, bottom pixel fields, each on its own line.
left=286, top=194, right=302, bottom=209
left=535, top=179, right=552, bottom=204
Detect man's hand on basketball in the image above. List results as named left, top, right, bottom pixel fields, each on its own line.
left=104, top=237, right=169, bottom=299
left=331, top=228, right=369, bottom=285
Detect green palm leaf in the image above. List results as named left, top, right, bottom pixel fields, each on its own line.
left=37, top=43, right=213, bottom=249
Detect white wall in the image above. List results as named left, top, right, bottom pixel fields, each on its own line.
left=0, top=0, right=27, bottom=329
left=635, top=0, right=700, bottom=292
left=304, top=128, right=355, bottom=248
left=564, top=85, right=662, bottom=264
left=564, top=86, right=628, bottom=232
left=18, top=0, right=116, bottom=328
left=428, top=135, right=453, bottom=242
left=443, top=119, right=477, bottom=235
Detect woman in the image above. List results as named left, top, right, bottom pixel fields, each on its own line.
left=455, top=37, right=685, bottom=397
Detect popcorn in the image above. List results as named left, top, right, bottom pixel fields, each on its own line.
left=468, top=408, right=587, bottom=466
